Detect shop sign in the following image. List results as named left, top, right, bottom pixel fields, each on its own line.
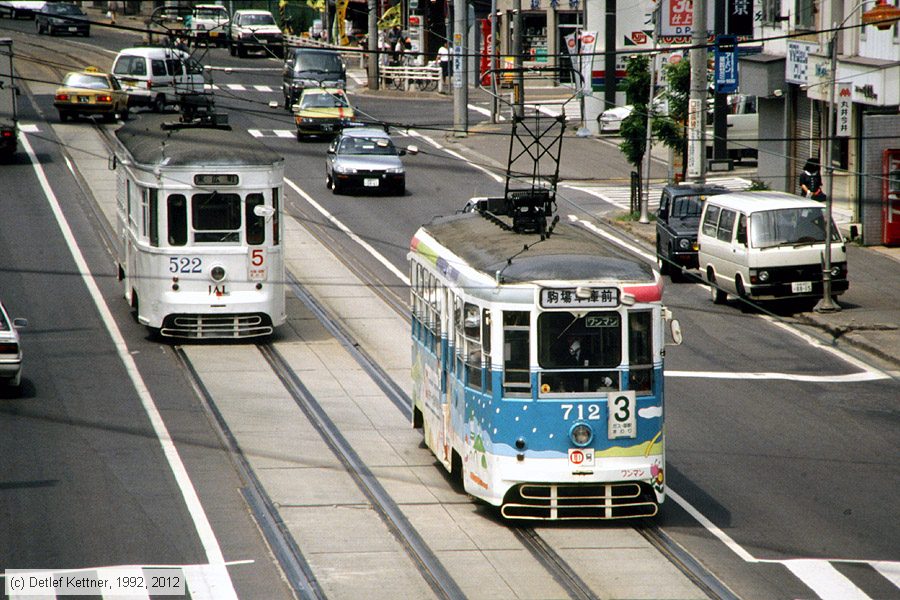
left=786, top=41, right=815, bottom=85
left=836, top=85, right=852, bottom=138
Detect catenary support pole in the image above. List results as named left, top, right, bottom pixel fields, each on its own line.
left=368, top=0, right=378, bottom=91
left=687, top=0, right=707, bottom=183
left=453, top=0, right=469, bottom=134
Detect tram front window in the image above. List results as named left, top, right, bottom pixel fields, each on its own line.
left=192, top=192, right=241, bottom=243
left=538, top=311, right=621, bottom=394
left=245, top=194, right=265, bottom=245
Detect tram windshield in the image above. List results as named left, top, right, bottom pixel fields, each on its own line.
left=539, top=311, right=621, bottom=369
left=191, top=192, right=241, bottom=243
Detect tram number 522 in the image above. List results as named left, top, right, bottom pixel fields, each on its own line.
left=169, top=257, right=202, bottom=273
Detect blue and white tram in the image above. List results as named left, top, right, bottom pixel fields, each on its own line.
left=409, top=212, right=679, bottom=519
left=114, top=115, right=285, bottom=338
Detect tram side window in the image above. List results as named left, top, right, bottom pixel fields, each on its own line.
left=149, top=189, right=158, bottom=247
left=482, top=308, right=492, bottom=394
left=463, top=302, right=482, bottom=391
left=429, top=274, right=441, bottom=358
left=167, top=194, right=188, bottom=247
left=453, top=296, right=464, bottom=378
left=272, top=187, right=280, bottom=245
left=245, top=194, right=265, bottom=245
left=628, top=311, right=653, bottom=393
left=192, top=193, right=241, bottom=243
left=503, top=311, right=531, bottom=397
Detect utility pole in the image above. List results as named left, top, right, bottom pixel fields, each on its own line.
left=687, top=0, right=707, bottom=183
left=367, top=0, right=378, bottom=90
left=490, top=0, right=498, bottom=122
left=453, top=0, right=468, bottom=134
left=512, top=0, right=524, bottom=119
left=604, top=0, right=616, bottom=111
left=640, top=2, right=659, bottom=224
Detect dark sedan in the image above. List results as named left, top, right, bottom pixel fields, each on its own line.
left=325, top=128, right=417, bottom=195
left=35, top=2, right=89, bottom=36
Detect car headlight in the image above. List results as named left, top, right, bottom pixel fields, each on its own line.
left=385, top=167, right=404, bottom=174
left=757, top=270, right=769, bottom=282
left=830, top=265, right=842, bottom=277
left=300, top=117, right=315, bottom=123
left=678, top=238, right=691, bottom=250
left=569, top=422, right=593, bottom=447
left=334, top=164, right=357, bottom=174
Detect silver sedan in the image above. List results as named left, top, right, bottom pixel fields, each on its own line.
left=0, top=299, right=26, bottom=390
left=325, top=127, right=418, bottom=196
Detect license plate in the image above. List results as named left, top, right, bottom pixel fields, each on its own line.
left=68, top=27, right=77, bottom=32
left=322, top=124, right=333, bottom=131
left=78, top=96, right=90, bottom=103
left=364, top=178, right=380, bottom=187
left=792, top=281, right=813, bottom=293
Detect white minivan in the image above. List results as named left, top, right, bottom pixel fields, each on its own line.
left=111, top=46, right=206, bottom=112
left=697, top=191, right=849, bottom=305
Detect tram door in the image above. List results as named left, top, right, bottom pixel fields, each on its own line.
left=883, top=149, right=900, bottom=246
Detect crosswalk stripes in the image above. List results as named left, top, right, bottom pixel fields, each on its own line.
left=4, top=563, right=236, bottom=600
left=563, top=176, right=753, bottom=210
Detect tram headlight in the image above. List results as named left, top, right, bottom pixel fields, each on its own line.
left=210, top=265, right=226, bottom=283
left=569, top=422, right=593, bottom=447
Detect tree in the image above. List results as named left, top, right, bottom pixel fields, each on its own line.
left=618, top=55, right=650, bottom=200
left=651, top=58, right=690, bottom=180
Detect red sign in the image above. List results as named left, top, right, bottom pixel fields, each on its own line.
left=580, top=34, right=595, bottom=44
left=631, top=31, right=647, bottom=44
left=408, top=15, right=420, bottom=26
left=570, top=450, right=585, bottom=465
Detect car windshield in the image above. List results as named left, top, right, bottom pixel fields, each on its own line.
left=301, top=93, right=348, bottom=109
left=295, top=52, right=343, bottom=73
left=51, top=4, right=83, bottom=15
left=64, top=73, right=110, bottom=90
left=195, top=8, right=226, bottom=18
left=749, top=207, right=839, bottom=248
left=339, top=136, right=396, bottom=155
left=240, top=13, right=275, bottom=26
left=671, top=195, right=703, bottom=218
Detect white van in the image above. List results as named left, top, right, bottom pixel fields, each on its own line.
left=111, top=47, right=206, bottom=112
left=697, top=191, right=849, bottom=305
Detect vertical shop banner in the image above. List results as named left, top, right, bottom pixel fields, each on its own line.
left=480, top=19, right=492, bottom=85
left=687, top=97, right=704, bottom=178
left=579, top=31, right=597, bottom=95
left=714, top=35, right=738, bottom=93
left=836, top=85, right=852, bottom=137
left=335, top=0, right=349, bottom=45
left=728, top=0, right=754, bottom=36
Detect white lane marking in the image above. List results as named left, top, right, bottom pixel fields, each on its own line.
left=467, top=103, right=507, bottom=121
left=20, top=134, right=239, bottom=599
left=782, top=559, right=872, bottom=600
left=573, top=215, right=655, bottom=262
left=873, top=562, right=900, bottom=588
left=275, top=129, right=295, bottom=138
left=248, top=128, right=262, bottom=138
left=182, top=563, right=237, bottom=600
left=226, top=84, right=246, bottom=91
left=19, top=123, right=40, bottom=133
left=666, top=370, right=885, bottom=382
left=284, top=177, right=410, bottom=285
left=667, top=489, right=757, bottom=563
left=253, top=84, right=273, bottom=92
left=406, top=128, right=504, bottom=183
left=98, top=566, right=150, bottom=600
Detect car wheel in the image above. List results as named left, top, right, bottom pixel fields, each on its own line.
left=58, top=111, right=70, bottom=123
left=325, top=173, right=333, bottom=189
left=396, top=183, right=406, bottom=196
left=35, top=21, right=42, bottom=34
left=708, top=270, right=727, bottom=304
left=229, top=42, right=236, bottom=56
left=237, top=45, right=246, bottom=58
left=119, top=105, right=129, bottom=121
left=331, top=178, right=341, bottom=195
left=152, top=95, right=166, bottom=113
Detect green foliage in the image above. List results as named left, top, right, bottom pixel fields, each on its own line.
left=747, top=179, right=771, bottom=191
left=651, top=59, right=690, bottom=153
left=618, top=56, right=650, bottom=171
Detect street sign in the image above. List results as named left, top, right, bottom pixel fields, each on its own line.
left=715, top=35, right=738, bottom=94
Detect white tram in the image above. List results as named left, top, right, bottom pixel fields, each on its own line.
left=113, top=114, right=285, bottom=338
left=409, top=210, right=681, bottom=520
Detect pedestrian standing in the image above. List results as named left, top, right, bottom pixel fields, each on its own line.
left=437, top=41, right=450, bottom=80
left=107, top=0, right=119, bottom=24
left=799, top=158, right=826, bottom=201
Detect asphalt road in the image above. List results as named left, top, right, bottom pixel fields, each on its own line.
left=1, top=16, right=897, bottom=600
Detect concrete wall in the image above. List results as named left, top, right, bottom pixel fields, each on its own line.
left=860, top=113, right=900, bottom=246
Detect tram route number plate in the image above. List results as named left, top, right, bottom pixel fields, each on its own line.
left=791, top=281, right=812, bottom=293
left=364, top=178, right=380, bottom=187
left=608, top=391, right=636, bottom=439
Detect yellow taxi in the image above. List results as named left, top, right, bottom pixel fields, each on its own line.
left=54, top=67, right=129, bottom=123
left=293, top=87, right=355, bottom=140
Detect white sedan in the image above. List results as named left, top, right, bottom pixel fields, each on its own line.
left=0, top=299, right=25, bottom=389
left=598, top=105, right=633, bottom=133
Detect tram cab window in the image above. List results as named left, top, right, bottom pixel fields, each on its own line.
left=192, top=192, right=241, bottom=243
left=503, top=311, right=530, bottom=396
left=628, top=311, right=653, bottom=393
left=245, top=194, right=265, bottom=245
left=144, top=189, right=159, bottom=247
left=167, top=194, right=188, bottom=246
left=538, top=311, right=622, bottom=395
left=463, top=302, right=482, bottom=391
left=272, top=187, right=280, bottom=245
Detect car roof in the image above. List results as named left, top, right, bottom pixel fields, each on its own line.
left=341, top=127, right=391, bottom=139
left=233, top=9, right=273, bottom=14
left=704, top=191, right=825, bottom=213
left=195, top=4, right=227, bottom=8
left=115, top=46, right=190, bottom=59
left=302, top=87, right=345, bottom=96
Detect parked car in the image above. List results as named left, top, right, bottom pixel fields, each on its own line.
left=189, top=3, right=229, bottom=47
left=325, top=127, right=417, bottom=195
left=227, top=9, right=283, bottom=58
left=598, top=105, right=633, bottom=134
left=697, top=191, right=848, bottom=306
left=706, top=93, right=759, bottom=163
left=0, top=298, right=26, bottom=389
left=655, top=183, right=730, bottom=280
left=0, top=1, right=45, bottom=19
left=35, top=1, right=88, bottom=36
left=111, top=46, right=206, bottom=111
left=294, top=87, right=355, bottom=140
left=54, top=67, right=128, bottom=122
left=282, top=47, right=346, bottom=110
